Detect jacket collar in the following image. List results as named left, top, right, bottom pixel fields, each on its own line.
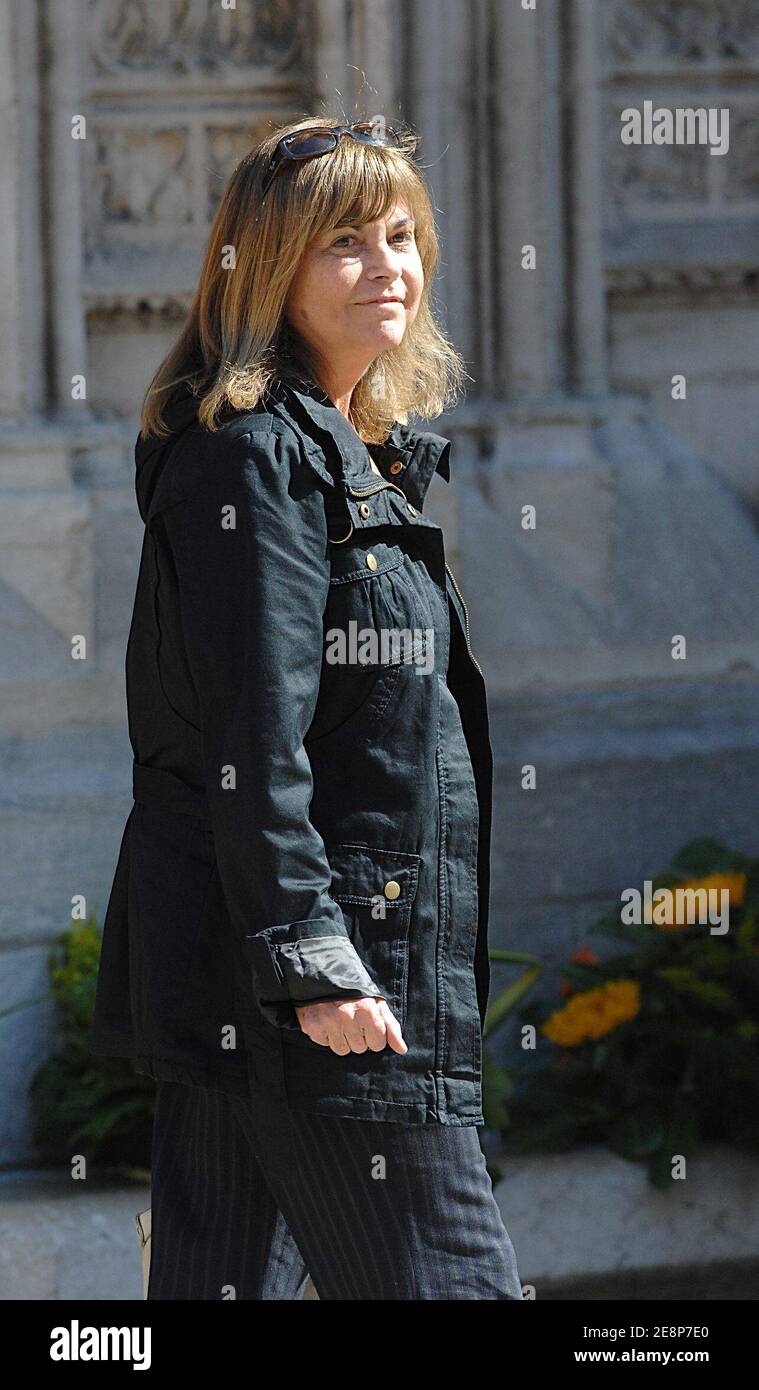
left=268, top=375, right=451, bottom=509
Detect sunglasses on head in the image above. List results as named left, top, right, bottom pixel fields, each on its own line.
left=260, top=121, right=403, bottom=198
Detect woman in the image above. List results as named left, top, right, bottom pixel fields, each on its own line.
left=90, top=115, right=523, bottom=1300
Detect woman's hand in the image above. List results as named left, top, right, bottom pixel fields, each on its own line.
left=294, top=996, right=407, bottom=1055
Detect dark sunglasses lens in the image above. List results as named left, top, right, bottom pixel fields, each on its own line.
left=285, top=131, right=336, bottom=157
left=355, top=126, right=400, bottom=147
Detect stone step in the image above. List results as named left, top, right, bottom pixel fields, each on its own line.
left=1, top=1141, right=757, bottom=1300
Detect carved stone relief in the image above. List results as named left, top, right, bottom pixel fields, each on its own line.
left=601, top=0, right=759, bottom=270
left=206, top=120, right=272, bottom=220
left=90, top=127, right=193, bottom=230
left=83, top=0, right=309, bottom=273
left=723, top=110, right=759, bottom=202
left=605, top=106, right=708, bottom=218
left=89, top=0, right=305, bottom=76
left=606, top=0, right=759, bottom=66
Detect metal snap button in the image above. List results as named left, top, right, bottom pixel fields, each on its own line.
left=383, top=879, right=401, bottom=900
left=390, top=460, right=403, bottom=474
left=366, top=552, right=378, bottom=571
left=406, top=503, right=417, bottom=516
left=359, top=502, right=371, bottom=518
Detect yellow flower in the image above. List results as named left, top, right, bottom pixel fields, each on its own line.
left=655, top=873, right=746, bottom=930
left=542, top=979, right=641, bottom=1046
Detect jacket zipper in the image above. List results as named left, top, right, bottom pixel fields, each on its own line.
left=444, top=561, right=483, bottom=676
left=347, top=478, right=407, bottom=499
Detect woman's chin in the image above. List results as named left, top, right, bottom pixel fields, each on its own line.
left=362, top=323, right=406, bottom=353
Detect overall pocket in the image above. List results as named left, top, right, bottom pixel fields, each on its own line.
left=324, top=841, right=421, bottom=1033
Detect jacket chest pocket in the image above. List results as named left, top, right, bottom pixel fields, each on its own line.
left=306, top=539, right=430, bottom=743
left=325, top=540, right=426, bottom=665
left=326, top=842, right=421, bottom=1033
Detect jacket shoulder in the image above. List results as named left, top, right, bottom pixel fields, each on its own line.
left=147, top=409, right=332, bottom=521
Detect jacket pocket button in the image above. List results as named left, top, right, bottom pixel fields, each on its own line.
left=406, top=503, right=417, bottom=516
left=383, top=879, right=401, bottom=900
left=366, top=552, right=378, bottom=571
left=359, top=502, right=371, bottom=518
left=390, top=460, right=403, bottom=474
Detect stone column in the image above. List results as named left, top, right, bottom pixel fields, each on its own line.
left=566, top=0, right=608, bottom=395
left=0, top=0, right=45, bottom=417
left=313, top=0, right=394, bottom=119
left=492, top=0, right=554, bottom=399
left=43, top=0, right=88, bottom=417
left=313, top=0, right=350, bottom=114
left=351, top=0, right=394, bottom=116
left=407, top=0, right=480, bottom=375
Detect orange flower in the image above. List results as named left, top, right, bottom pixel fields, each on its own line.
left=542, top=979, right=641, bottom=1046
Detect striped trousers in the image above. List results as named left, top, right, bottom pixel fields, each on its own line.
left=146, top=1079, right=523, bottom=1300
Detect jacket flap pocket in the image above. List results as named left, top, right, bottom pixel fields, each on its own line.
left=329, top=541, right=404, bottom=584
left=325, top=842, right=421, bottom=910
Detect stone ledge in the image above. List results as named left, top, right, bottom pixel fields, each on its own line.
left=0, top=1171, right=149, bottom=1301
left=1, top=1142, right=757, bottom=1300
left=492, top=1140, right=759, bottom=1297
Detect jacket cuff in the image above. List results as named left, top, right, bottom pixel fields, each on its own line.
left=244, top=926, right=389, bottom=1030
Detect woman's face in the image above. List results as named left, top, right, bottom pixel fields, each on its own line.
left=285, top=202, right=423, bottom=382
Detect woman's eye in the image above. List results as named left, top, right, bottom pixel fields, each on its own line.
left=331, top=230, right=414, bottom=249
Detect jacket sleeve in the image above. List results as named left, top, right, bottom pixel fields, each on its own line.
left=163, top=423, right=389, bottom=1029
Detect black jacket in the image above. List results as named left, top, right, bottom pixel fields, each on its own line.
left=90, top=376, right=494, bottom=1125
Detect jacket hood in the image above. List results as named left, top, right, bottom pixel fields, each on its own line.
left=134, top=386, right=200, bottom=524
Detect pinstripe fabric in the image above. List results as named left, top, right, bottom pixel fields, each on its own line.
left=147, top=1079, right=523, bottom=1301
left=146, top=1077, right=309, bottom=1300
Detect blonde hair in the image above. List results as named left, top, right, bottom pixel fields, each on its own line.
left=139, top=114, right=467, bottom=441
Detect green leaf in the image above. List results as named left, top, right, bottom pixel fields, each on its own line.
left=500, top=1105, right=582, bottom=1154
left=669, top=837, right=746, bottom=876
left=741, top=862, right=759, bottom=915
left=26, top=914, right=156, bottom=1169
left=483, top=964, right=544, bottom=1038
left=606, top=1103, right=666, bottom=1161
left=656, top=968, right=740, bottom=1014
left=481, top=1049, right=513, bottom=1132
left=589, top=918, right=661, bottom=947
left=488, top=949, right=545, bottom=966
left=736, top=910, right=757, bottom=953
left=0, top=993, right=51, bottom=1019
left=647, top=1091, right=699, bottom=1187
